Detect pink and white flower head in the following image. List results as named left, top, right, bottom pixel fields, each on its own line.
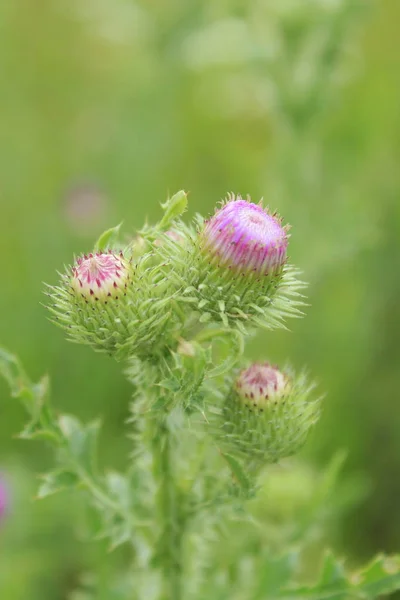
left=71, top=251, right=130, bottom=302
left=201, top=196, right=288, bottom=276
left=235, top=362, right=290, bottom=410
left=222, top=362, right=319, bottom=462
left=0, top=477, right=8, bottom=521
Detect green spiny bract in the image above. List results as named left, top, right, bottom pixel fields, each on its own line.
left=151, top=195, right=306, bottom=333
left=45, top=249, right=180, bottom=361
left=219, top=362, right=320, bottom=465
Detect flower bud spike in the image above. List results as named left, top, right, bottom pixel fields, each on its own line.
left=219, top=362, right=320, bottom=465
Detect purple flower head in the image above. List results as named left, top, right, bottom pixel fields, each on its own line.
left=235, top=362, right=290, bottom=410
left=201, top=196, right=288, bottom=276
left=0, top=477, right=8, bottom=520
left=71, top=251, right=130, bottom=302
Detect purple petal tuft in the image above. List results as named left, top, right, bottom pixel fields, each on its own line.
left=201, top=197, right=288, bottom=275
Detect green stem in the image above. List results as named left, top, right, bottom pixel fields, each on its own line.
left=153, top=417, right=184, bottom=600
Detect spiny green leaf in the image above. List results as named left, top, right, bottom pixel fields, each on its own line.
left=354, top=554, right=400, bottom=598
left=108, top=524, right=133, bottom=551
left=18, top=426, right=59, bottom=444
left=254, top=551, right=299, bottom=599
left=105, top=472, right=132, bottom=511
left=318, top=551, right=348, bottom=588
left=37, top=469, right=80, bottom=499
left=94, top=223, right=123, bottom=252
left=278, top=551, right=400, bottom=599
left=221, top=452, right=252, bottom=494
left=195, top=327, right=244, bottom=378
left=0, top=347, right=29, bottom=396
left=159, top=190, right=188, bottom=229
left=0, top=346, right=52, bottom=434
left=59, top=415, right=101, bottom=472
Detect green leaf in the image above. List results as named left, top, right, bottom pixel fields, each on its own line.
left=0, top=347, right=29, bottom=396
left=18, top=425, right=59, bottom=444
left=158, top=378, right=181, bottom=393
left=278, top=551, right=400, bottom=599
left=108, top=524, right=132, bottom=551
left=37, top=469, right=80, bottom=499
left=159, top=190, right=187, bottom=229
left=194, top=328, right=244, bottom=378
left=319, top=551, right=348, bottom=587
left=311, top=450, right=347, bottom=509
left=105, top=472, right=132, bottom=511
left=254, top=551, right=299, bottom=599
left=0, top=347, right=41, bottom=414
left=59, top=415, right=101, bottom=472
left=354, top=555, right=400, bottom=599
left=94, top=223, right=122, bottom=252
left=221, top=452, right=252, bottom=495
left=0, top=346, right=52, bottom=431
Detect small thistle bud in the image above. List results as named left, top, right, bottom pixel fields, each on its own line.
left=71, top=252, right=130, bottom=302
left=220, top=362, right=320, bottom=464
left=179, top=194, right=305, bottom=331
left=236, top=362, right=289, bottom=406
left=201, top=199, right=287, bottom=276
left=46, top=246, right=175, bottom=360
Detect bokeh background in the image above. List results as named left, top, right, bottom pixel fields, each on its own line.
left=1, top=0, right=400, bottom=597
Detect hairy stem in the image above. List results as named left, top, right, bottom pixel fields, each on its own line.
left=153, top=416, right=184, bottom=600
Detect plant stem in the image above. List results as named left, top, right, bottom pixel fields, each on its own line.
left=153, top=417, right=183, bottom=600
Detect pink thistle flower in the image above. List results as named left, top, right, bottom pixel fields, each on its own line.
left=71, top=251, right=130, bottom=302
left=201, top=196, right=288, bottom=276
left=235, top=362, right=290, bottom=410
left=0, top=477, right=8, bottom=520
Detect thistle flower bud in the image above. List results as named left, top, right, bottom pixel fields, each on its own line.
left=46, top=248, right=174, bottom=360
left=71, top=252, right=130, bottom=302
left=220, top=363, right=320, bottom=464
left=179, top=194, right=304, bottom=331
left=201, top=199, right=288, bottom=276
left=235, top=362, right=290, bottom=407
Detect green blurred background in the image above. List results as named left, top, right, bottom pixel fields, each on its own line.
left=0, top=0, right=399, bottom=597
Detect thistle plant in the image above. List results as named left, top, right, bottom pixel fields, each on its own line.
left=2, top=192, right=400, bottom=600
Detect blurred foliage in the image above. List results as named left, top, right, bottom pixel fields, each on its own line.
left=1, top=0, right=400, bottom=597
